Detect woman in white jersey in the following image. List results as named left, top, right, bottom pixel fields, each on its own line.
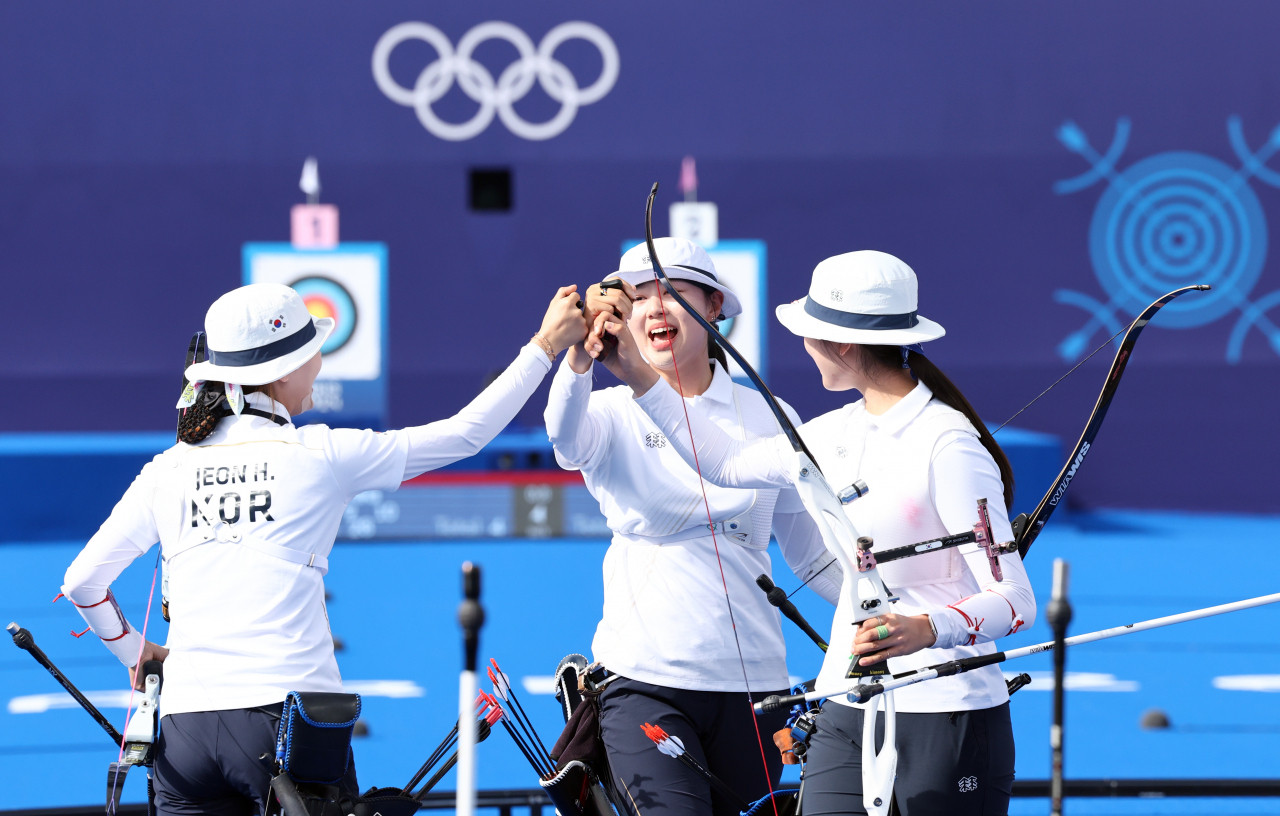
left=595, top=251, right=1036, bottom=816
left=61, top=282, right=586, bottom=816
left=547, top=238, right=841, bottom=816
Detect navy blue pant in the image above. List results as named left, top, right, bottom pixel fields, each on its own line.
left=152, top=704, right=360, bottom=816
left=801, top=702, right=1014, bottom=816
left=599, top=677, right=789, bottom=816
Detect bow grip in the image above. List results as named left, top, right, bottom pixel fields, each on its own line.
left=754, top=692, right=806, bottom=715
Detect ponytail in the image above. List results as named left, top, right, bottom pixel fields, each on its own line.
left=707, top=334, right=729, bottom=372
left=907, top=349, right=1015, bottom=512
left=851, top=344, right=1016, bottom=512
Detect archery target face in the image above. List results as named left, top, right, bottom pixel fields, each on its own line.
left=291, top=276, right=358, bottom=354
left=246, top=250, right=382, bottom=380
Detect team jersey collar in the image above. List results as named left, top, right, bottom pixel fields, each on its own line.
left=689, top=359, right=735, bottom=406
left=864, top=380, right=933, bottom=435
left=241, top=390, right=293, bottom=423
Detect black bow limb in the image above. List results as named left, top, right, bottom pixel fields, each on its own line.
left=643, top=184, right=820, bottom=467
left=1012, top=284, right=1210, bottom=557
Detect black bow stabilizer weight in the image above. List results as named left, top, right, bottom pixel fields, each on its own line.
left=756, top=575, right=829, bottom=652
left=459, top=563, right=484, bottom=673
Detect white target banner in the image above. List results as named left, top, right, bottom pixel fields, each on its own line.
left=243, top=243, right=389, bottom=428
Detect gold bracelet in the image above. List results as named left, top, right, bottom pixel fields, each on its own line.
left=531, top=333, right=556, bottom=363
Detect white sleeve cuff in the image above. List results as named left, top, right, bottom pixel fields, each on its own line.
left=928, top=608, right=967, bottom=651
left=521, top=341, right=555, bottom=372
left=107, top=631, right=144, bottom=667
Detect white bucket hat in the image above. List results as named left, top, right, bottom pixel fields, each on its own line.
left=775, top=251, right=945, bottom=345
left=184, top=283, right=334, bottom=386
left=607, top=237, right=742, bottom=319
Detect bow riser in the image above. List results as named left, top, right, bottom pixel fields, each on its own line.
left=792, top=456, right=898, bottom=815
left=793, top=455, right=891, bottom=625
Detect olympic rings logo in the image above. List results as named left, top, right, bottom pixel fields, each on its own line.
left=372, top=21, right=620, bottom=142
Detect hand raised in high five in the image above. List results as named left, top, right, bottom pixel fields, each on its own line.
left=535, top=286, right=590, bottom=357
left=566, top=279, right=636, bottom=374
left=583, top=279, right=636, bottom=325
left=589, top=308, right=659, bottom=397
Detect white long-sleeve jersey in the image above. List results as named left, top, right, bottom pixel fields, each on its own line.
left=546, top=360, right=842, bottom=693
left=63, top=342, right=553, bottom=715
left=636, top=377, right=1037, bottom=712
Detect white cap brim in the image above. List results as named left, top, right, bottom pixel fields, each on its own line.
left=776, top=299, right=945, bottom=345
left=608, top=267, right=743, bottom=319
left=184, top=317, right=334, bottom=386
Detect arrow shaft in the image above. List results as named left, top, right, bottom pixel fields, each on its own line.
left=768, top=590, right=1280, bottom=709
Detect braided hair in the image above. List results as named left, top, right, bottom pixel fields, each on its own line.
left=177, top=382, right=278, bottom=445
left=177, top=382, right=231, bottom=444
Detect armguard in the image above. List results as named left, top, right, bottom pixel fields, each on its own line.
left=62, top=588, right=141, bottom=666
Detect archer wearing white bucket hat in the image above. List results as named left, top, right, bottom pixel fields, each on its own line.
left=775, top=250, right=945, bottom=345
left=60, top=281, right=587, bottom=815
left=184, top=283, right=334, bottom=386
left=608, top=237, right=742, bottom=319
left=539, top=239, right=840, bottom=816
left=610, top=249, right=1035, bottom=815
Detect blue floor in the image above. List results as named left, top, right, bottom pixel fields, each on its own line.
left=2, top=509, right=1279, bottom=813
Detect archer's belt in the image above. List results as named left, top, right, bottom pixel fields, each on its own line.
left=635, top=510, right=754, bottom=546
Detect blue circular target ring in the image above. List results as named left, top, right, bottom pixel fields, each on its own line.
left=1089, top=151, right=1267, bottom=328
left=289, top=275, right=358, bottom=354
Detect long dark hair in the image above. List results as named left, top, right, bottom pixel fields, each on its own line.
left=836, top=343, right=1015, bottom=512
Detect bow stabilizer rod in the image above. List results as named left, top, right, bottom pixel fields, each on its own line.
left=755, top=589, right=1280, bottom=713
left=756, top=574, right=829, bottom=651
left=8, top=622, right=124, bottom=744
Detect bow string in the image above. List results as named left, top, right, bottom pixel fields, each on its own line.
left=642, top=185, right=816, bottom=465
left=641, top=183, right=786, bottom=816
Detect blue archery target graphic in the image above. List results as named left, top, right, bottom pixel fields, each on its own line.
left=290, top=275, right=358, bottom=354
left=1053, top=116, right=1280, bottom=362
left=1089, top=151, right=1266, bottom=328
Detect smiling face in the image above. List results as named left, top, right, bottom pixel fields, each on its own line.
left=627, top=279, right=724, bottom=374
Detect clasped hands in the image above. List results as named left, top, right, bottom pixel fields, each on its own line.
left=566, top=280, right=658, bottom=394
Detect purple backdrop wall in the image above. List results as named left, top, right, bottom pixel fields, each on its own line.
left=0, top=1, right=1276, bottom=511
